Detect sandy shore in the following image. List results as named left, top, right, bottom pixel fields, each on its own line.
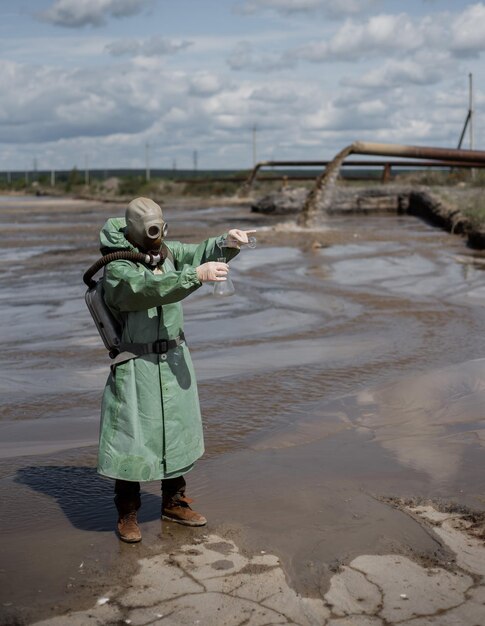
left=1, top=194, right=484, bottom=625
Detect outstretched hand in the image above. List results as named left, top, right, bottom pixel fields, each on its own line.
left=225, top=229, right=257, bottom=248
left=196, top=261, right=229, bottom=283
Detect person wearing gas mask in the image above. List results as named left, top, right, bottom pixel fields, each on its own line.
left=97, top=197, right=254, bottom=543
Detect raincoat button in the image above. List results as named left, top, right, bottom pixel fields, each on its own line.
left=161, top=354, right=167, bottom=361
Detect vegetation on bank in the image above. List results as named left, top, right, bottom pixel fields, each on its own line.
left=456, top=197, right=485, bottom=230
left=0, top=167, right=287, bottom=200
left=1, top=167, right=484, bottom=226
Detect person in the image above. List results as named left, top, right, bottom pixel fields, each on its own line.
left=96, top=197, right=254, bottom=543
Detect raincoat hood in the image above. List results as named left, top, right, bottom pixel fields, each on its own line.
left=100, top=217, right=135, bottom=254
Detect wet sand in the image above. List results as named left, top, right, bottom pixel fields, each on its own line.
left=1, top=195, right=485, bottom=624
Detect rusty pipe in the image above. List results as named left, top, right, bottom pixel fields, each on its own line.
left=350, top=142, right=485, bottom=163
left=299, top=142, right=485, bottom=226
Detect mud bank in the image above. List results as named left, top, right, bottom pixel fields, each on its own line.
left=252, top=185, right=485, bottom=249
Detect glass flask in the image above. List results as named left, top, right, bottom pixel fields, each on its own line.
left=213, top=236, right=256, bottom=297
left=213, top=257, right=236, bottom=297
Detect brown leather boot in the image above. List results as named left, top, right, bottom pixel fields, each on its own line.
left=115, top=496, right=142, bottom=542
left=162, top=495, right=207, bottom=527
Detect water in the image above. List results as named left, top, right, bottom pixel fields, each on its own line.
left=1, top=196, right=485, bottom=622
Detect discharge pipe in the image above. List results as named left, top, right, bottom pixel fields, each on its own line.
left=299, top=142, right=485, bottom=227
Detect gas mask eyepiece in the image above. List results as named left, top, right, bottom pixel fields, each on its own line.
left=146, top=222, right=168, bottom=240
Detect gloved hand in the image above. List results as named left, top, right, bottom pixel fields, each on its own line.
left=196, top=261, right=229, bottom=282
left=225, top=229, right=257, bottom=248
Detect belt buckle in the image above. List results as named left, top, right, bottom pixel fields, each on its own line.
left=155, top=339, right=168, bottom=354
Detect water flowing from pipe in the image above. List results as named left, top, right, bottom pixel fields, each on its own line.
left=298, top=145, right=354, bottom=228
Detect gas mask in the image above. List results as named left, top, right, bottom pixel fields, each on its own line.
left=125, top=197, right=168, bottom=253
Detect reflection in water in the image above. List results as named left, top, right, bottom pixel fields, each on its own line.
left=355, top=359, right=485, bottom=484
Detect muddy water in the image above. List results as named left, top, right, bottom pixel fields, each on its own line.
left=1, top=195, right=485, bottom=623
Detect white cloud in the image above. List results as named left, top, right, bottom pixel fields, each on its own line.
left=303, top=97, right=388, bottom=133
left=235, top=0, right=374, bottom=17
left=106, top=36, right=192, bottom=58
left=291, top=5, right=485, bottom=64
left=0, top=59, right=182, bottom=143
left=227, top=41, right=294, bottom=72
left=230, top=4, right=485, bottom=73
left=227, top=41, right=252, bottom=70
left=292, top=13, right=426, bottom=62
left=38, top=0, right=152, bottom=28
left=2, top=2, right=485, bottom=170
left=344, top=54, right=451, bottom=89
left=249, top=86, right=298, bottom=103
left=104, top=39, right=140, bottom=56
left=226, top=12, right=452, bottom=72
left=0, top=45, right=480, bottom=171
left=189, top=73, right=225, bottom=97
left=451, top=2, right=485, bottom=56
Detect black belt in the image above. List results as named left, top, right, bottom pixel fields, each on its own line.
left=111, top=332, right=186, bottom=368
left=119, top=332, right=185, bottom=355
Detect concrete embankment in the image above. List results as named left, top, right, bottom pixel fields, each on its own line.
left=251, top=185, right=485, bottom=248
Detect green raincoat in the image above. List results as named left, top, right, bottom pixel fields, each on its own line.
left=97, top=217, right=238, bottom=482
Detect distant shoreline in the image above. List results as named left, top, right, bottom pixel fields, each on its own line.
left=3, top=182, right=485, bottom=248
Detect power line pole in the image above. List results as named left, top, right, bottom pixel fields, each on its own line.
left=252, top=124, right=257, bottom=166
left=469, top=73, right=475, bottom=180
left=469, top=73, right=474, bottom=151
left=145, top=142, right=151, bottom=182
left=193, top=150, right=198, bottom=172
left=84, top=154, right=89, bottom=185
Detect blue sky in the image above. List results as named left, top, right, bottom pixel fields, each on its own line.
left=1, top=0, right=484, bottom=171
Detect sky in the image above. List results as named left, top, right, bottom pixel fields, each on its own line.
left=1, top=0, right=484, bottom=171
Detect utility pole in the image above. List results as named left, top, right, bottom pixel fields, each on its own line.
left=469, top=73, right=474, bottom=151
left=469, top=73, right=475, bottom=180
left=252, top=124, right=257, bottom=167
left=455, top=73, right=476, bottom=179
left=145, top=142, right=151, bottom=182
left=33, top=157, right=38, bottom=181
left=193, top=150, right=198, bottom=172
left=51, top=169, right=56, bottom=187
left=84, top=155, right=89, bottom=185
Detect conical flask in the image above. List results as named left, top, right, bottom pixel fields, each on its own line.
left=213, top=256, right=235, bottom=297
left=213, top=277, right=235, bottom=297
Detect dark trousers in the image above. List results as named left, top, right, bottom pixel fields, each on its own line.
left=115, top=475, right=186, bottom=503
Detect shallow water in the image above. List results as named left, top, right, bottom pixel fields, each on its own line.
left=1, top=197, right=485, bottom=622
